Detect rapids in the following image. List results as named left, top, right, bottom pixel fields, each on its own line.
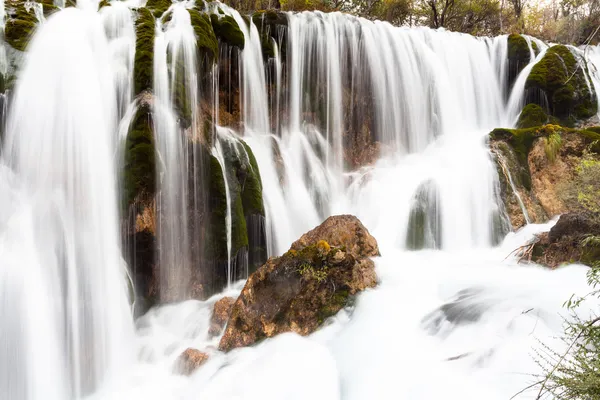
left=0, top=1, right=599, bottom=400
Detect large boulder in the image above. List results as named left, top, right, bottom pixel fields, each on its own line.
left=525, top=45, right=597, bottom=125
left=532, top=213, right=600, bottom=268
left=218, top=215, right=379, bottom=352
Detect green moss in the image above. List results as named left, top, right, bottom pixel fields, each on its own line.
left=531, top=41, right=539, bottom=55
left=507, top=34, right=531, bottom=65
left=240, top=141, right=265, bottom=217
left=210, top=14, right=245, bottom=49
left=40, top=0, right=59, bottom=15
left=4, top=3, right=38, bottom=52
left=189, top=9, right=218, bottom=62
left=231, top=188, right=249, bottom=257
left=171, top=56, right=192, bottom=128
left=517, top=104, right=549, bottom=128
left=146, top=0, right=171, bottom=18
left=578, top=128, right=600, bottom=153
left=252, top=10, right=287, bottom=59
left=525, top=45, right=597, bottom=124
left=123, top=103, right=156, bottom=208
left=207, top=155, right=229, bottom=261
left=207, top=153, right=249, bottom=262
left=134, top=8, right=155, bottom=95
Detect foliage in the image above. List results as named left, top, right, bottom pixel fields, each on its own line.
left=574, top=153, right=600, bottom=213
left=535, top=230, right=600, bottom=399
left=544, top=131, right=562, bottom=162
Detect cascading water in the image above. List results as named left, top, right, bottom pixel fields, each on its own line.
left=3, top=3, right=600, bottom=400
left=0, top=8, right=133, bottom=399
left=153, top=2, right=203, bottom=300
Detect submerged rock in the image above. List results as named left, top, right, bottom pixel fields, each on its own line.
left=174, top=348, right=209, bottom=375
left=218, top=215, right=379, bottom=352
left=209, top=296, right=235, bottom=336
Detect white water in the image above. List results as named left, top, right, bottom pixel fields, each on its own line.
left=153, top=2, right=201, bottom=300
left=2, top=4, right=600, bottom=400
left=88, top=222, right=598, bottom=400
left=0, top=8, right=134, bottom=399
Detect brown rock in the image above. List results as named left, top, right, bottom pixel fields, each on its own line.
left=219, top=215, right=379, bottom=352
left=174, top=348, right=209, bottom=375
left=291, top=215, right=380, bottom=259
left=532, top=212, right=600, bottom=268
left=209, top=296, right=236, bottom=337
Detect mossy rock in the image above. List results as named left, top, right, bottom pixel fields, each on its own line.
left=123, top=101, right=156, bottom=208
left=4, top=3, right=38, bottom=52
left=525, top=45, right=597, bottom=124
left=134, top=8, right=155, bottom=95
left=210, top=14, right=245, bottom=49
left=146, top=0, right=171, bottom=18
left=40, top=0, right=59, bottom=15
left=188, top=9, right=218, bottom=62
left=507, top=33, right=531, bottom=84
left=207, top=154, right=229, bottom=262
left=240, top=141, right=265, bottom=217
left=406, top=181, right=441, bottom=250
left=219, top=215, right=378, bottom=352
left=170, top=56, right=192, bottom=128
left=517, top=104, right=549, bottom=128
left=578, top=127, right=600, bottom=153
left=252, top=10, right=287, bottom=59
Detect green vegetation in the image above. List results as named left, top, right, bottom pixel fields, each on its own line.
left=543, top=131, right=562, bottom=162
left=507, top=33, right=531, bottom=79
left=40, top=0, right=59, bottom=16
left=252, top=10, right=287, bottom=58
left=536, top=231, right=600, bottom=399
left=207, top=155, right=229, bottom=262
left=517, top=103, right=548, bottom=128
left=189, top=9, right=218, bottom=62
left=4, top=3, right=38, bottom=52
left=210, top=14, right=245, bottom=49
left=134, top=8, right=155, bottom=95
left=146, top=0, right=171, bottom=18
left=240, top=141, right=265, bottom=217
left=123, top=103, right=156, bottom=208
left=171, top=56, right=192, bottom=128
left=525, top=45, right=597, bottom=125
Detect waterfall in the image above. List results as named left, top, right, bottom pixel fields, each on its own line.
left=153, top=3, right=200, bottom=301
left=0, top=8, right=133, bottom=398
left=3, top=3, right=600, bottom=399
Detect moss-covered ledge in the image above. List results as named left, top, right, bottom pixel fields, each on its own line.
left=133, top=8, right=155, bottom=95
left=525, top=45, right=597, bottom=125
left=210, top=14, right=245, bottom=49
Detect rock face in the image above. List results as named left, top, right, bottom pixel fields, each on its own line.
left=209, top=296, right=236, bottom=337
left=174, top=348, right=210, bottom=375
left=490, top=124, right=600, bottom=229
left=219, top=215, right=379, bottom=352
left=532, top=213, right=600, bottom=268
